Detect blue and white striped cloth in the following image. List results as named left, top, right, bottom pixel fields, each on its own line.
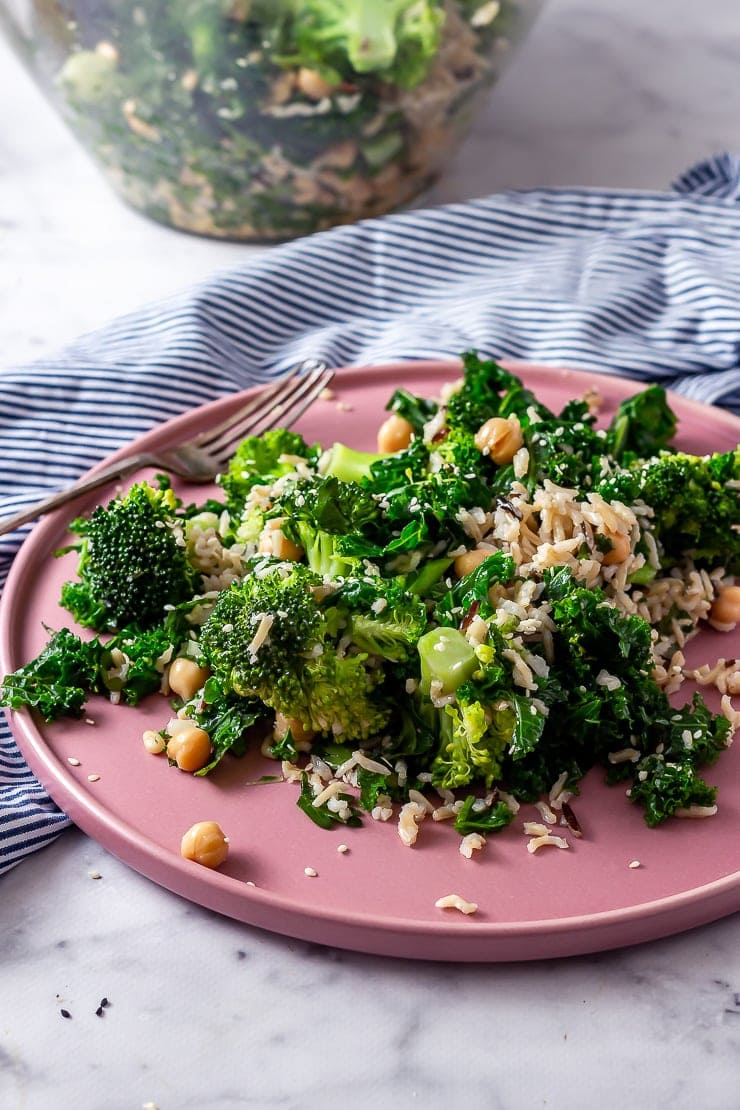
left=3, top=154, right=740, bottom=875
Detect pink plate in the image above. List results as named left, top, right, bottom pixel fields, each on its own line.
left=2, top=361, right=740, bottom=961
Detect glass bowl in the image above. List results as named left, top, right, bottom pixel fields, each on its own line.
left=2, top=1, right=544, bottom=241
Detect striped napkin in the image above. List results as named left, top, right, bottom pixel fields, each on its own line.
left=3, top=154, right=740, bottom=875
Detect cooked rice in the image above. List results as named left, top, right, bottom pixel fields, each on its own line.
left=688, top=658, right=740, bottom=697
left=434, top=893, right=478, bottom=914
left=398, top=801, right=426, bottom=846
left=673, top=803, right=719, bottom=819
left=527, top=833, right=570, bottom=853
left=459, top=833, right=486, bottom=858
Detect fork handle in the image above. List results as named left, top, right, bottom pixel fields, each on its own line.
left=0, top=452, right=160, bottom=538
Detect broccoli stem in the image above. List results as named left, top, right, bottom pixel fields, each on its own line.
left=418, top=627, right=477, bottom=696
left=321, top=442, right=383, bottom=483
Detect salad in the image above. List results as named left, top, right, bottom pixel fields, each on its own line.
left=6, top=0, right=541, bottom=239
left=2, top=353, right=739, bottom=859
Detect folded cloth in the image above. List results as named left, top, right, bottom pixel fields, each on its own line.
left=2, top=155, right=740, bottom=875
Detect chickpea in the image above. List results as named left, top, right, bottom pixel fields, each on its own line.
left=296, top=67, right=334, bottom=100
left=474, top=415, right=523, bottom=465
left=142, top=728, right=166, bottom=755
left=167, top=726, right=212, bottom=773
left=168, top=657, right=211, bottom=701
left=273, top=710, right=315, bottom=746
left=258, top=518, right=304, bottom=561
left=453, top=547, right=493, bottom=578
left=710, top=584, right=740, bottom=625
left=600, top=530, right=631, bottom=566
left=180, top=821, right=229, bottom=869
left=377, top=413, right=414, bottom=454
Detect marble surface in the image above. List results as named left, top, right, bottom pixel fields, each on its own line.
left=2, top=1, right=740, bottom=1107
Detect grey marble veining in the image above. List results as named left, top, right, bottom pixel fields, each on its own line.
left=2, top=0, right=740, bottom=1106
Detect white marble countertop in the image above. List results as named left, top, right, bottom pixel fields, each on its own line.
left=2, top=2, right=740, bottom=1107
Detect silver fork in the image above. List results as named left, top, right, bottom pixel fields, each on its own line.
left=0, top=360, right=334, bottom=536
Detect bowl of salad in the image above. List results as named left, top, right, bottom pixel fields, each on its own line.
left=1, top=0, right=543, bottom=240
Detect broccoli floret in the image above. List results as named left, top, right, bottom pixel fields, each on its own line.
left=200, top=560, right=325, bottom=691
left=217, top=428, right=320, bottom=515
left=634, top=449, right=740, bottom=572
left=272, top=650, right=391, bottom=741
left=199, top=559, right=391, bottom=742
left=283, top=0, right=445, bottom=87
left=335, top=577, right=429, bottom=662
left=58, top=479, right=200, bottom=632
left=430, top=700, right=509, bottom=790
left=276, top=475, right=379, bottom=579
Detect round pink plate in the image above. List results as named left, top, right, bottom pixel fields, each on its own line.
left=2, top=361, right=739, bottom=961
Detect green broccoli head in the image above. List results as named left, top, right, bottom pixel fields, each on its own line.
left=59, top=480, right=201, bottom=632
left=199, top=559, right=325, bottom=692
left=636, top=449, right=740, bottom=572
left=200, top=558, right=391, bottom=742
left=430, top=700, right=507, bottom=790
left=266, top=649, right=391, bottom=741
left=334, top=577, right=429, bottom=662
left=276, top=475, right=380, bottom=579
left=285, top=0, right=445, bottom=87
left=217, top=428, right=320, bottom=515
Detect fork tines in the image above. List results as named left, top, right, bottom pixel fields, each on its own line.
left=196, top=361, right=334, bottom=465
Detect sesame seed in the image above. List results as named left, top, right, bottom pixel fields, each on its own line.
left=628, top=859, right=642, bottom=869
left=67, top=757, right=81, bottom=766
left=84, top=718, right=96, bottom=726
left=88, top=871, right=102, bottom=880
left=337, top=844, right=349, bottom=854
left=60, top=1008, right=72, bottom=1019
left=304, top=866, right=318, bottom=877
left=245, top=880, right=256, bottom=887
left=87, top=774, right=101, bottom=782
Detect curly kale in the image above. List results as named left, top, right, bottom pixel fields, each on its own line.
left=58, top=479, right=201, bottom=632
left=0, top=628, right=100, bottom=721
left=445, top=350, right=552, bottom=434
left=604, top=383, right=677, bottom=460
